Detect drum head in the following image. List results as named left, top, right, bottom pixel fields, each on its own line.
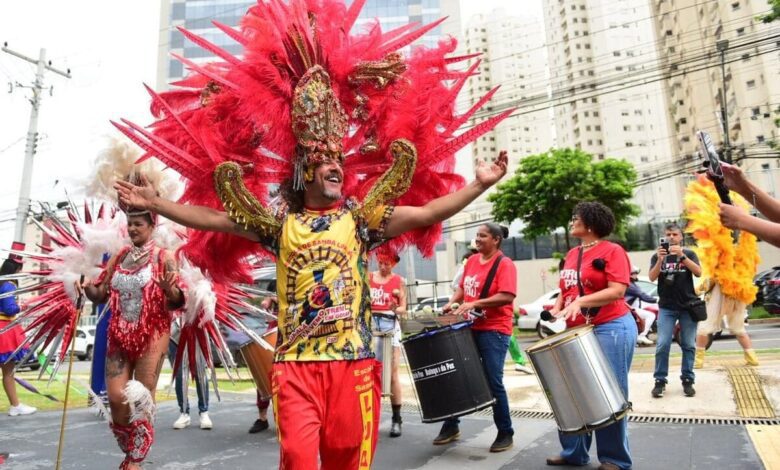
left=526, top=324, right=594, bottom=353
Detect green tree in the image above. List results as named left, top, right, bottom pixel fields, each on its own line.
left=758, top=0, right=780, bottom=23
left=488, top=148, right=639, bottom=250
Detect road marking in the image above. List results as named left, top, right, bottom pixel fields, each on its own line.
left=747, top=425, right=780, bottom=470
left=728, top=367, right=776, bottom=418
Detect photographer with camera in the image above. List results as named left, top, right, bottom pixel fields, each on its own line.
left=718, top=163, right=780, bottom=248
left=649, top=223, right=702, bottom=398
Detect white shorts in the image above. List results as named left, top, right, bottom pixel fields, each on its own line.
left=373, top=315, right=402, bottom=347
left=697, top=283, right=746, bottom=336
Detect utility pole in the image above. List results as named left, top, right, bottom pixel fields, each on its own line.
left=716, top=39, right=732, bottom=163
left=2, top=43, right=71, bottom=245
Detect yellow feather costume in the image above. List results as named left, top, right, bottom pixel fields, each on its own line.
left=684, top=175, right=759, bottom=305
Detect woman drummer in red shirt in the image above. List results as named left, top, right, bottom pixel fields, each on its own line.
left=545, top=201, right=635, bottom=470
left=434, top=223, right=517, bottom=453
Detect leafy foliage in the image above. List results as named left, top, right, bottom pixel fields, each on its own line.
left=488, top=148, right=639, bottom=250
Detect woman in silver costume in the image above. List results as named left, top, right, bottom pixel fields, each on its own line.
left=84, top=210, right=183, bottom=470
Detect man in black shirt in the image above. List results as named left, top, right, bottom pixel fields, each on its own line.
left=648, top=223, right=702, bottom=398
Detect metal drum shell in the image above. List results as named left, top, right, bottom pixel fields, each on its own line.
left=526, top=325, right=630, bottom=434
left=373, top=332, right=394, bottom=397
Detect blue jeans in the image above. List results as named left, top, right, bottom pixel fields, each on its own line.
left=558, top=313, right=636, bottom=469
left=654, top=307, right=697, bottom=383
left=168, top=341, right=208, bottom=414
left=443, top=330, right=513, bottom=434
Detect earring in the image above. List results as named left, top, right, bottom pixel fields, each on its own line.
left=588, top=228, right=592, bottom=233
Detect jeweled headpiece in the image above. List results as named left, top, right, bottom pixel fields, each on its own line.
left=292, top=65, right=349, bottom=190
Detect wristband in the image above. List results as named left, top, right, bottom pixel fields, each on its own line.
left=679, top=255, right=687, bottom=262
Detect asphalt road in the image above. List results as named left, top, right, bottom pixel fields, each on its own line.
left=54, top=322, right=780, bottom=378
left=0, top=398, right=764, bottom=469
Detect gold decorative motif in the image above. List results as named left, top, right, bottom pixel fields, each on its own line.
left=213, top=162, right=282, bottom=237
left=200, top=81, right=221, bottom=106
left=291, top=65, right=349, bottom=189
left=350, top=52, right=407, bottom=89
left=359, top=139, right=417, bottom=217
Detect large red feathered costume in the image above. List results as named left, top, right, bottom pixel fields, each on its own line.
left=113, top=0, right=511, bottom=285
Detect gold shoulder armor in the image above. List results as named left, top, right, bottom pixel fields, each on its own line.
left=213, top=162, right=282, bottom=237
left=360, top=139, right=417, bottom=216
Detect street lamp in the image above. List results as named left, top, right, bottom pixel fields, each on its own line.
left=716, top=39, right=731, bottom=163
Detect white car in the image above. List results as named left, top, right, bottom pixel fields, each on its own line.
left=39, top=326, right=96, bottom=361
left=517, top=289, right=561, bottom=336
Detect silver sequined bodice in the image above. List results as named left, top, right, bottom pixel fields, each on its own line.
left=111, top=264, right=153, bottom=323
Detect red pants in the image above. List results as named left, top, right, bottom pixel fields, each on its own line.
left=272, top=359, right=381, bottom=470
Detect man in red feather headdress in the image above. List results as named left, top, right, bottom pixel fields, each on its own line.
left=113, top=1, right=514, bottom=467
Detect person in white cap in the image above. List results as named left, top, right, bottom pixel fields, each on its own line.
left=626, top=266, right=658, bottom=346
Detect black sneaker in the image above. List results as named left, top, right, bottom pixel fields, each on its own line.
left=390, top=420, right=402, bottom=438
left=682, top=379, right=696, bottom=397
left=489, top=431, right=513, bottom=453
left=248, top=418, right=269, bottom=433
left=651, top=380, right=666, bottom=398
left=432, top=424, right=460, bottom=445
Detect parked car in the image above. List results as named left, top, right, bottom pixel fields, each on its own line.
left=754, top=266, right=780, bottom=307
left=761, top=266, right=780, bottom=315
left=14, top=352, right=41, bottom=372
left=38, top=326, right=95, bottom=361
left=517, top=289, right=560, bottom=336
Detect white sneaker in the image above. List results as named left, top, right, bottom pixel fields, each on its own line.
left=637, top=335, right=654, bottom=346
left=514, top=364, right=534, bottom=374
left=173, top=412, right=191, bottom=429
left=8, top=403, right=37, bottom=416
left=199, top=411, right=213, bottom=430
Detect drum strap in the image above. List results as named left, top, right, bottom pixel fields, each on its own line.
left=479, top=254, right=504, bottom=300
left=576, top=248, right=600, bottom=321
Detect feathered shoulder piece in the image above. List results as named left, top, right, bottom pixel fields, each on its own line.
left=113, top=0, right=511, bottom=282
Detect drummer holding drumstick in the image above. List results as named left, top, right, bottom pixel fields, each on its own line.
left=545, top=202, right=635, bottom=470
left=369, top=253, right=407, bottom=437
left=434, top=223, right=517, bottom=453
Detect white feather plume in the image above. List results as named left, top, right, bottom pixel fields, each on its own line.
left=123, top=379, right=155, bottom=423
left=84, top=136, right=182, bottom=202
left=153, top=221, right=186, bottom=251
left=178, top=256, right=217, bottom=327
left=47, top=212, right=128, bottom=302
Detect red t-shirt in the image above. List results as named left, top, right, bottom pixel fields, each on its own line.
left=558, top=241, right=631, bottom=327
left=369, top=273, right=403, bottom=312
left=459, top=252, right=517, bottom=335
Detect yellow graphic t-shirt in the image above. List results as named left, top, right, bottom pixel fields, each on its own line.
left=275, top=200, right=392, bottom=361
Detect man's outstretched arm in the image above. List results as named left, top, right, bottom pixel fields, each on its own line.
left=115, top=178, right=260, bottom=242
left=384, top=151, right=508, bottom=238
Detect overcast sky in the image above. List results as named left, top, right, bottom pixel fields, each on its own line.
left=0, top=0, right=535, bottom=250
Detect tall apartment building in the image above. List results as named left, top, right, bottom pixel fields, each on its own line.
left=654, top=0, right=780, bottom=197
left=463, top=8, right=556, bottom=172
left=542, top=0, right=683, bottom=221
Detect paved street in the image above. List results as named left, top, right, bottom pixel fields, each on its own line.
left=0, top=399, right=766, bottom=469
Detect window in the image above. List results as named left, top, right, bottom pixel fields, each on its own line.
left=752, top=107, right=760, bottom=116
left=613, top=51, right=621, bottom=57
left=747, top=79, right=756, bottom=89
left=757, top=135, right=765, bottom=143
left=626, top=142, right=634, bottom=147
left=623, top=125, right=631, bottom=131
left=731, top=2, right=740, bottom=11
left=736, top=27, right=745, bottom=36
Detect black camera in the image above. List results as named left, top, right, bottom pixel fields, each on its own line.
left=659, top=237, right=669, bottom=252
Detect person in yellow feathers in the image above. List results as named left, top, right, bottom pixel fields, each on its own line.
left=694, top=278, right=758, bottom=368
left=115, top=150, right=509, bottom=469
